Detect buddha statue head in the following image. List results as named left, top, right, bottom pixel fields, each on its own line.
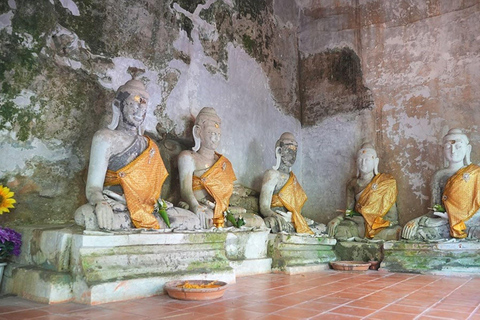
left=108, top=79, right=150, bottom=134
left=442, top=128, right=472, bottom=167
left=273, top=132, right=298, bottom=171
left=356, top=143, right=379, bottom=177
left=192, top=107, right=221, bottom=152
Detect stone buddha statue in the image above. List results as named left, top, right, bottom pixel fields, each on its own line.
left=402, top=128, right=480, bottom=240
left=259, top=132, right=317, bottom=234
left=327, top=143, right=401, bottom=240
left=178, top=107, right=237, bottom=228
left=75, top=79, right=201, bottom=230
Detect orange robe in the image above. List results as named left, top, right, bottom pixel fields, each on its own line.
left=192, top=154, right=236, bottom=227
left=104, top=137, right=168, bottom=229
left=355, top=173, right=397, bottom=238
left=271, top=172, right=313, bottom=234
left=443, top=164, right=480, bottom=238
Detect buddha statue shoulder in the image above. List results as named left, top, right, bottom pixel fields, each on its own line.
left=259, top=132, right=323, bottom=234
left=75, top=79, right=201, bottom=231
left=402, top=128, right=480, bottom=240
left=327, top=143, right=401, bottom=240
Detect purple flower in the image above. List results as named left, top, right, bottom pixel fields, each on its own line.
left=0, top=227, right=22, bottom=260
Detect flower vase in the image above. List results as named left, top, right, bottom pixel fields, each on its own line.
left=0, top=262, right=6, bottom=287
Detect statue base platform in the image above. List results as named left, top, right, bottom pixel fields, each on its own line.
left=267, top=234, right=337, bottom=274
left=2, top=225, right=271, bottom=304
left=381, top=239, right=480, bottom=276
left=335, top=240, right=384, bottom=264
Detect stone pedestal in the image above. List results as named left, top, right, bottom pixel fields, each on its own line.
left=335, top=240, right=383, bottom=262
left=381, top=240, right=480, bottom=275
left=267, top=234, right=336, bottom=274
left=2, top=226, right=236, bottom=304
left=225, top=229, right=272, bottom=276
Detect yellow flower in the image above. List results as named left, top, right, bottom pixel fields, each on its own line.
left=0, top=185, right=16, bottom=214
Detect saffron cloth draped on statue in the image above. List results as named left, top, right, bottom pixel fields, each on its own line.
left=355, top=173, right=397, bottom=238
left=443, top=164, right=480, bottom=238
left=271, top=172, right=313, bottom=234
left=192, top=154, right=236, bottom=226
left=104, top=137, right=168, bottom=229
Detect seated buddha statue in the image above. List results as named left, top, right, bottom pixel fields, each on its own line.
left=75, top=79, right=201, bottom=230
left=178, top=107, right=237, bottom=229
left=259, top=132, right=319, bottom=234
left=327, top=143, right=401, bottom=240
left=402, top=128, right=480, bottom=240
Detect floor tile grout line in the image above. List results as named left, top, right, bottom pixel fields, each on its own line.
left=359, top=274, right=450, bottom=319
left=413, top=276, right=474, bottom=320
left=468, top=304, right=480, bottom=320
left=306, top=272, right=423, bottom=318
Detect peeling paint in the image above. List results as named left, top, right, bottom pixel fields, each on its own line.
left=0, top=131, right=74, bottom=176
left=58, top=0, right=80, bottom=16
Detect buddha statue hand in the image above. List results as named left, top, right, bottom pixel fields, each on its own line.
left=402, top=217, right=420, bottom=240
left=327, top=215, right=344, bottom=237
left=198, top=198, right=215, bottom=210
left=95, top=201, right=115, bottom=230
left=275, top=210, right=292, bottom=223
left=433, top=211, right=448, bottom=219
left=195, top=205, right=213, bottom=229
left=178, top=201, right=190, bottom=210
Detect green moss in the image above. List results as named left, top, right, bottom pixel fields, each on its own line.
left=11, top=0, right=57, bottom=40
left=55, top=0, right=106, bottom=54
left=235, top=0, right=267, bottom=21
left=171, top=0, right=205, bottom=40
left=242, top=34, right=256, bottom=55
left=0, top=1, right=10, bottom=14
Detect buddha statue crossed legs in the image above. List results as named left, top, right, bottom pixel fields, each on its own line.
left=402, top=129, right=480, bottom=240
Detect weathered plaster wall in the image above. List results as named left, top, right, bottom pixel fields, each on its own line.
left=297, top=0, right=480, bottom=224
left=0, top=0, right=302, bottom=226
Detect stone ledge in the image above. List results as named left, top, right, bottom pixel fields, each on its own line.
left=381, top=240, right=480, bottom=275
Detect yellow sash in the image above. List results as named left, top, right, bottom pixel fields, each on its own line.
left=271, top=172, right=313, bottom=234
left=104, top=137, right=168, bottom=229
left=192, top=154, right=236, bottom=226
left=355, top=173, right=397, bottom=238
left=443, top=164, right=480, bottom=238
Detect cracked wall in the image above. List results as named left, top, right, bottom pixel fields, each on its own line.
left=298, top=0, right=480, bottom=224
left=0, top=0, right=302, bottom=226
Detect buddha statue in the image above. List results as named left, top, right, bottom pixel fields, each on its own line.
left=75, top=79, right=201, bottom=230
left=259, top=132, right=318, bottom=234
left=327, top=143, right=401, bottom=240
left=178, top=107, right=237, bottom=228
left=402, top=129, right=480, bottom=240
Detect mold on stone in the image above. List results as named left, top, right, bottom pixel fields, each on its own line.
left=299, top=47, right=373, bottom=127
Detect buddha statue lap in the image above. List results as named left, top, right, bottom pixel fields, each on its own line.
left=177, top=107, right=264, bottom=229
left=402, top=129, right=480, bottom=240
left=259, top=132, right=324, bottom=235
left=327, top=143, right=401, bottom=240
left=74, top=79, right=201, bottom=231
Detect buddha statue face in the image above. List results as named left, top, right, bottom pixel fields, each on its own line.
left=198, top=120, right=221, bottom=151
left=442, top=129, right=471, bottom=166
left=193, top=107, right=221, bottom=152
left=275, top=132, right=298, bottom=168
left=110, top=79, right=150, bottom=132
left=121, top=93, right=148, bottom=128
left=357, top=146, right=378, bottom=176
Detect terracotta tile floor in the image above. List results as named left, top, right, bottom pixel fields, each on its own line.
left=0, top=271, right=479, bottom=319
